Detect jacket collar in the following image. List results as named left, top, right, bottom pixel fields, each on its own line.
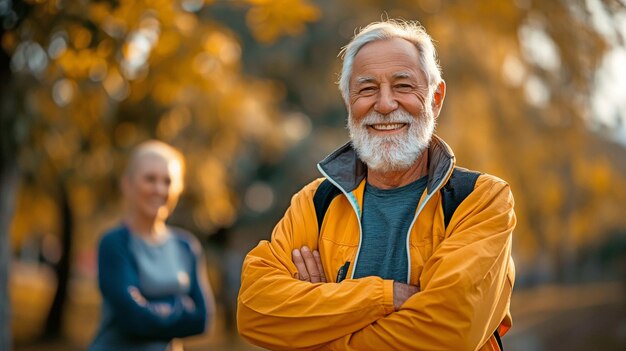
left=317, top=134, right=456, bottom=195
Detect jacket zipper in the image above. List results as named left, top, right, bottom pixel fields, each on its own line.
left=316, top=164, right=363, bottom=279
left=404, top=161, right=454, bottom=283
left=318, top=159, right=454, bottom=283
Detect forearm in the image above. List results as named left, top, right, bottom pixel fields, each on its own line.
left=323, top=235, right=514, bottom=349
left=110, top=295, right=191, bottom=338
left=237, top=241, right=395, bottom=350
left=323, top=181, right=516, bottom=351
left=163, top=299, right=207, bottom=338
left=323, top=271, right=512, bottom=351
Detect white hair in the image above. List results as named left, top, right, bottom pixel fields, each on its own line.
left=338, top=20, right=442, bottom=106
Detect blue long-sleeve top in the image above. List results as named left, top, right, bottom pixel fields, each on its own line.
left=89, top=224, right=211, bottom=351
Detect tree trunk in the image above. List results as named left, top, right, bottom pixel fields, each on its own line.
left=0, top=165, right=19, bottom=351
left=0, top=14, right=20, bottom=348
left=42, top=180, right=73, bottom=340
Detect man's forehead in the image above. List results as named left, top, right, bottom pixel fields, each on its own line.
left=350, top=39, right=425, bottom=77
left=354, top=71, right=416, bottom=84
left=354, top=37, right=418, bottom=59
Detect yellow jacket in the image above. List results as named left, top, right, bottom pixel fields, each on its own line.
left=238, top=135, right=516, bottom=351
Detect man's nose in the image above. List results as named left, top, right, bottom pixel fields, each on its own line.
left=374, top=85, right=398, bottom=115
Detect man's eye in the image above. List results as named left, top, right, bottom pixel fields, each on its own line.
left=360, top=86, right=376, bottom=93
left=396, top=84, right=412, bottom=90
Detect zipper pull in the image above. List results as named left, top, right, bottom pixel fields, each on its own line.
left=336, top=261, right=350, bottom=282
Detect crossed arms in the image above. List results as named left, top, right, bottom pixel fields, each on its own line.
left=237, top=177, right=515, bottom=351
left=291, top=246, right=420, bottom=311
left=98, top=231, right=213, bottom=339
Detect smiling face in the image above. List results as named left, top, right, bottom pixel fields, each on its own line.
left=347, top=37, right=445, bottom=172
left=122, top=152, right=183, bottom=223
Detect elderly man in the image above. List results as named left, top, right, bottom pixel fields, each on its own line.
left=237, top=20, right=515, bottom=351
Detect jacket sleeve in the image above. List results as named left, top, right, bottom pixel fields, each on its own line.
left=323, top=176, right=516, bottom=351
left=97, top=231, right=209, bottom=339
left=237, top=181, right=396, bottom=350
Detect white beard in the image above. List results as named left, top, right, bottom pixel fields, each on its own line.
left=348, top=107, right=435, bottom=173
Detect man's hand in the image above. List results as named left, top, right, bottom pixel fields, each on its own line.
left=393, top=281, right=420, bottom=311
left=292, top=246, right=327, bottom=283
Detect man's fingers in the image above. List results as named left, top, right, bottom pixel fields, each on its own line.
left=292, top=249, right=310, bottom=281
left=301, top=246, right=322, bottom=283
left=410, top=284, right=420, bottom=294
left=292, top=246, right=326, bottom=284
left=313, top=250, right=327, bottom=283
left=392, top=282, right=420, bottom=310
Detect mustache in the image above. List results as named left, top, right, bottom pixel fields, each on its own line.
left=354, top=110, right=415, bottom=127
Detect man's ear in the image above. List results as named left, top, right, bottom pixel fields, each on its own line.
left=432, top=81, right=446, bottom=118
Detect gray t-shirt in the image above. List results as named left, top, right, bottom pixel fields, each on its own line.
left=353, top=176, right=428, bottom=283
left=129, top=232, right=193, bottom=298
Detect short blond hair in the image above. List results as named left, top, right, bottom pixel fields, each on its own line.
left=124, top=140, right=186, bottom=193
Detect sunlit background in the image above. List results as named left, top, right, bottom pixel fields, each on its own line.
left=1, top=0, right=625, bottom=350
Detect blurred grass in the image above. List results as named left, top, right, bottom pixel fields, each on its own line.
left=11, top=262, right=56, bottom=343
left=507, top=281, right=626, bottom=351
left=11, top=261, right=626, bottom=350
left=10, top=260, right=262, bottom=351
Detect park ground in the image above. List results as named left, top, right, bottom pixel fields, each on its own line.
left=12, top=280, right=626, bottom=351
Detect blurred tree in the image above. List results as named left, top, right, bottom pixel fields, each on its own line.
left=430, top=0, right=626, bottom=283
left=3, top=0, right=626, bottom=348
left=1, top=0, right=319, bottom=346
left=1, top=2, right=32, bottom=349
left=218, top=0, right=626, bottom=286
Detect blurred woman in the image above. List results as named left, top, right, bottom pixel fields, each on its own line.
left=89, top=140, right=214, bottom=351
